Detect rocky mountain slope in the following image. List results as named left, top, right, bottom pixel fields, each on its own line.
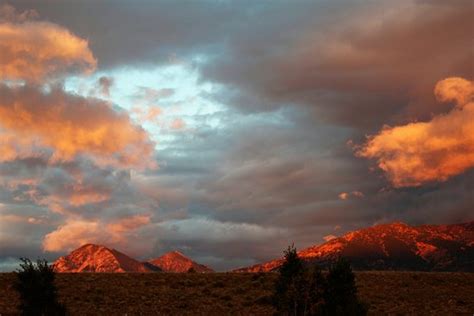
left=53, top=244, right=154, bottom=273
left=234, top=221, right=474, bottom=272
left=147, top=251, right=214, bottom=273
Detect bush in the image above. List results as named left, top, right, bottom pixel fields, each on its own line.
left=14, top=258, right=67, bottom=316
left=273, top=246, right=367, bottom=316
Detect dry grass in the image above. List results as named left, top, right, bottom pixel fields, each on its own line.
left=0, top=271, right=473, bottom=315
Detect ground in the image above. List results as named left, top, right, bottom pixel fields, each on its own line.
left=0, top=272, right=473, bottom=315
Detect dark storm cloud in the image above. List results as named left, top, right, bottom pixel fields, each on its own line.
left=9, top=0, right=358, bottom=68
left=202, top=1, right=472, bottom=130
left=9, top=0, right=239, bottom=68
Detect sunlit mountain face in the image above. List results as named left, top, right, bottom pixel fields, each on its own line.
left=234, top=221, right=474, bottom=272
left=52, top=244, right=212, bottom=273
left=0, top=1, right=472, bottom=272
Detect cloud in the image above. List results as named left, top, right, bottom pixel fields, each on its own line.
left=170, top=118, right=186, bottom=130
left=338, top=192, right=349, bottom=200
left=0, top=4, right=38, bottom=23
left=323, top=235, right=337, bottom=242
left=98, top=76, right=113, bottom=97
left=135, top=87, right=174, bottom=103
left=157, top=217, right=285, bottom=243
left=42, top=219, right=103, bottom=252
left=132, top=106, right=162, bottom=123
left=435, top=76, right=473, bottom=106
left=202, top=1, right=471, bottom=129
left=43, top=214, right=152, bottom=252
left=107, top=214, right=151, bottom=234
left=0, top=84, right=155, bottom=169
left=0, top=17, right=96, bottom=82
left=357, top=77, right=474, bottom=187
left=339, top=191, right=364, bottom=200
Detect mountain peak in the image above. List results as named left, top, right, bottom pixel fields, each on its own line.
left=165, top=250, right=186, bottom=257
left=75, top=243, right=107, bottom=251
left=53, top=244, right=152, bottom=273
left=148, top=250, right=214, bottom=273
left=386, top=221, right=409, bottom=227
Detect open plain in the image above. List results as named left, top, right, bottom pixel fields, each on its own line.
left=1, top=271, right=473, bottom=315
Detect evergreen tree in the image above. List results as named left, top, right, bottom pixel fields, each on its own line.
left=273, top=246, right=368, bottom=316
left=322, top=257, right=367, bottom=315
left=307, top=266, right=326, bottom=315
left=273, top=244, right=307, bottom=315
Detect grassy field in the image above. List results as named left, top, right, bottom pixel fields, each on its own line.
left=0, top=271, right=473, bottom=315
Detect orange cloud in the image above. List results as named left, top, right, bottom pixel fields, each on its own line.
left=0, top=19, right=96, bottom=82
left=338, top=192, right=349, bottom=200
left=170, top=118, right=186, bottom=130
left=43, top=215, right=152, bottom=252
left=357, top=77, right=474, bottom=187
left=338, top=191, right=364, bottom=200
left=131, top=106, right=163, bottom=123
left=42, top=219, right=103, bottom=252
left=69, top=191, right=110, bottom=207
left=106, top=214, right=151, bottom=234
left=33, top=184, right=112, bottom=215
left=0, top=84, right=156, bottom=169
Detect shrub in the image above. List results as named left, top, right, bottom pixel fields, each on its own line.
left=14, top=258, right=67, bottom=316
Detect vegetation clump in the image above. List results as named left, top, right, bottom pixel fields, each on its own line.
left=273, top=245, right=367, bottom=315
left=14, top=258, right=67, bottom=316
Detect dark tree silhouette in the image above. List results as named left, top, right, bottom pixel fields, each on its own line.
left=322, top=257, right=367, bottom=315
left=273, top=246, right=367, bottom=316
left=14, top=258, right=67, bottom=316
left=273, top=244, right=307, bottom=315
left=307, top=266, right=326, bottom=315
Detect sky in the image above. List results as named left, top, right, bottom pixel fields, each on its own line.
left=0, top=0, right=472, bottom=271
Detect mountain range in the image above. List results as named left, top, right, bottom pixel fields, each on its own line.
left=234, top=221, right=474, bottom=272
left=53, top=244, right=214, bottom=273
left=52, top=221, right=473, bottom=273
